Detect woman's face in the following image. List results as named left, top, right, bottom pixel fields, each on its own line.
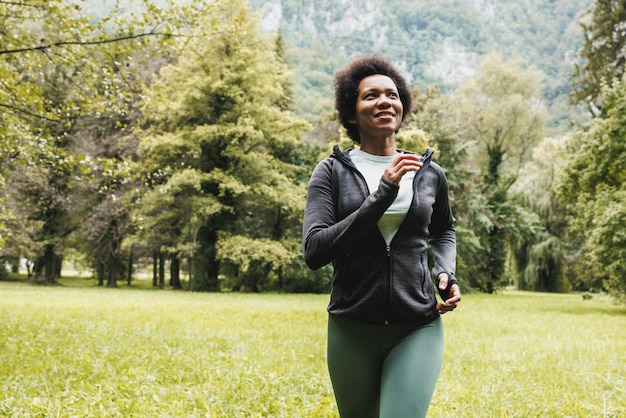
left=350, top=74, right=403, bottom=140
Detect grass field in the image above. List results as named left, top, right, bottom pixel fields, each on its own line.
left=1, top=280, right=625, bottom=417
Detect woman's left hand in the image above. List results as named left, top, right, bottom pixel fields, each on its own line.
left=436, top=274, right=461, bottom=315
left=383, top=154, right=423, bottom=186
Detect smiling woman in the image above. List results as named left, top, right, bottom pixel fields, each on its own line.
left=302, top=55, right=460, bottom=418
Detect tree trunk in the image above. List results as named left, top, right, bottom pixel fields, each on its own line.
left=97, top=263, right=105, bottom=286
left=188, top=257, right=193, bottom=288
left=54, top=255, right=63, bottom=279
left=170, top=255, right=182, bottom=290
left=158, top=252, right=165, bottom=289
left=106, top=259, right=118, bottom=288
left=190, top=229, right=219, bottom=291
left=33, top=259, right=43, bottom=278
left=43, top=244, right=57, bottom=285
left=152, top=250, right=158, bottom=287
left=484, top=145, right=506, bottom=293
left=127, top=249, right=133, bottom=286
left=486, top=224, right=505, bottom=293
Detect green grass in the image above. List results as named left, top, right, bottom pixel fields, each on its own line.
left=0, top=283, right=625, bottom=417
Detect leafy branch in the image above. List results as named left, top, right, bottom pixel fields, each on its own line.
left=0, top=29, right=177, bottom=56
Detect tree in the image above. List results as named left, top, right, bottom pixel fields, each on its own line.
left=508, top=137, right=571, bottom=293
left=558, top=77, right=626, bottom=301
left=453, top=53, right=546, bottom=292
left=134, top=0, right=310, bottom=291
left=0, top=0, right=206, bottom=283
left=570, top=0, right=626, bottom=117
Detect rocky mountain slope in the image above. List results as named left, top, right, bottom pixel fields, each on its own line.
left=250, top=0, right=593, bottom=132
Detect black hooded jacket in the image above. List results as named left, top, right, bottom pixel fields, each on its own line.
left=302, top=146, right=456, bottom=324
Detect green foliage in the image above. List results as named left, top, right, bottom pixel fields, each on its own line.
left=216, top=234, right=295, bottom=292
left=0, top=0, right=193, bottom=168
left=521, top=236, right=568, bottom=292
left=4, top=0, right=622, bottom=298
left=394, top=127, right=431, bottom=153
left=450, top=54, right=546, bottom=292
left=133, top=168, right=221, bottom=260
left=587, top=189, right=626, bottom=300
left=134, top=0, right=311, bottom=291
left=455, top=53, right=545, bottom=179
left=0, top=0, right=209, bottom=284
left=508, top=137, right=572, bottom=293
left=559, top=78, right=626, bottom=299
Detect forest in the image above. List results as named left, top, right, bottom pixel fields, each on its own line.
left=1, top=0, right=626, bottom=302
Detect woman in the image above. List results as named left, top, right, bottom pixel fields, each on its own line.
left=302, top=55, right=461, bottom=418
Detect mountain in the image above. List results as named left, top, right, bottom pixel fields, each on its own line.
left=82, top=0, right=594, bottom=134
left=249, top=0, right=593, bottom=134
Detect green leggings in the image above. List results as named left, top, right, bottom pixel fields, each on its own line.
left=327, top=315, right=444, bottom=418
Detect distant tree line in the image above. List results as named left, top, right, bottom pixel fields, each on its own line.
left=1, top=0, right=625, bottom=301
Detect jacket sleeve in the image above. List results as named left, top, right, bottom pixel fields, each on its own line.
left=428, top=165, right=457, bottom=281
left=302, top=158, right=398, bottom=270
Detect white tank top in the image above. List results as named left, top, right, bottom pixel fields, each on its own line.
left=350, top=149, right=415, bottom=245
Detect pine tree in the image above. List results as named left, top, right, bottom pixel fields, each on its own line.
left=135, top=0, right=309, bottom=291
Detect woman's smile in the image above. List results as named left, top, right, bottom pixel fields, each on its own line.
left=375, top=110, right=396, bottom=119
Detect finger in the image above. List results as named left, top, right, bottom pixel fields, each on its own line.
left=438, top=305, right=456, bottom=315
left=436, top=300, right=456, bottom=313
left=438, top=275, right=449, bottom=290
left=447, top=284, right=461, bottom=301
left=391, top=164, right=421, bottom=178
left=445, top=295, right=460, bottom=305
left=445, top=293, right=461, bottom=306
left=437, top=306, right=454, bottom=315
left=394, top=155, right=423, bottom=170
left=396, top=159, right=423, bottom=172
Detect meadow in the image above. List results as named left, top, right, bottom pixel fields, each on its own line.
left=0, top=280, right=625, bottom=417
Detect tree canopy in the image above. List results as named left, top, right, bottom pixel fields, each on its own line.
left=2, top=0, right=626, bottom=303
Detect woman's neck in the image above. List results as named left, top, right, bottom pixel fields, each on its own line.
left=359, top=136, right=397, bottom=156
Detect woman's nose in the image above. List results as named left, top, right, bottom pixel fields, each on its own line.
left=377, top=94, right=392, bottom=106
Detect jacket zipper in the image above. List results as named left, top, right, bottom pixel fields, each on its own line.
left=385, top=245, right=392, bottom=324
